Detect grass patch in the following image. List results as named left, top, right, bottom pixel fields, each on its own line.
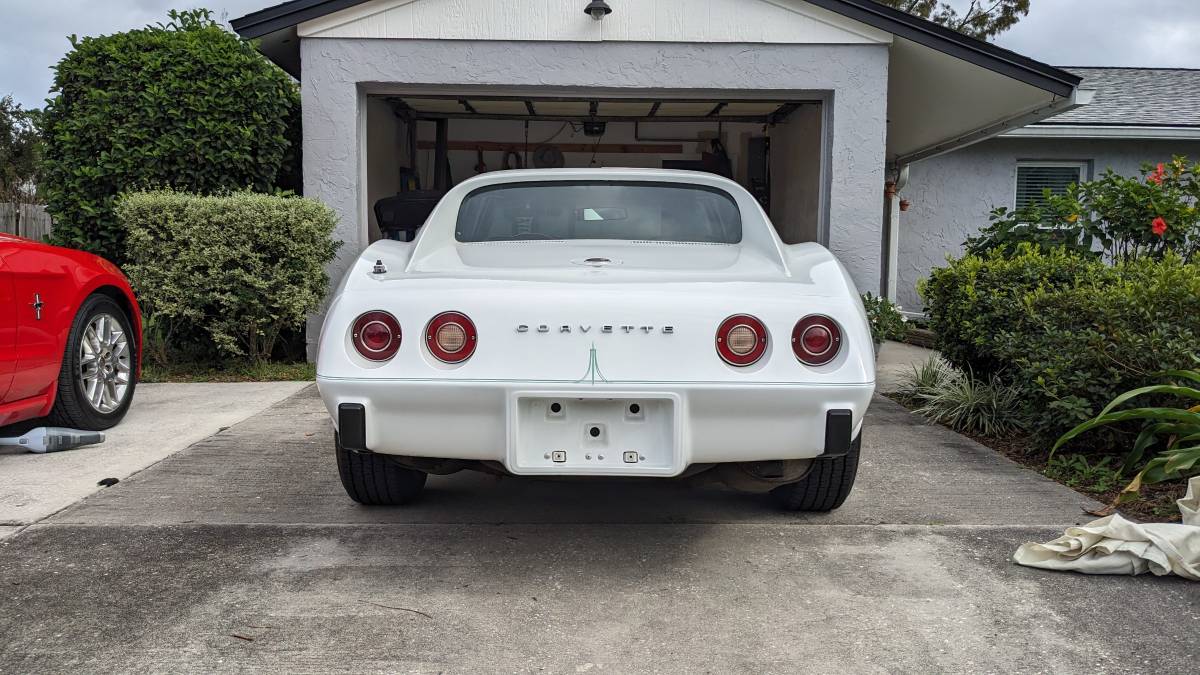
left=141, top=360, right=315, bottom=383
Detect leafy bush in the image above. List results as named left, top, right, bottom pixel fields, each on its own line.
left=964, top=200, right=1096, bottom=258
left=1077, top=159, right=1200, bottom=261
left=1053, top=366, right=1200, bottom=504
left=118, top=190, right=339, bottom=361
left=963, top=157, right=1200, bottom=261
left=898, top=357, right=1022, bottom=436
left=861, top=293, right=910, bottom=344
left=1044, top=454, right=1122, bottom=495
left=922, top=246, right=1200, bottom=442
left=41, top=9, right=300, bottom=262
left=920, top=246, right=1108, bottom=373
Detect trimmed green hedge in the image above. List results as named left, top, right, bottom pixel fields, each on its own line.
left=118, top=190, right=339, bottom=362
left=41, top=10, right=299, bottom=262
left=921, top=246, right=1200, bottom=443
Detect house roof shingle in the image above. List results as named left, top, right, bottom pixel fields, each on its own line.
left=1038, top=67, right=1200, bottom=128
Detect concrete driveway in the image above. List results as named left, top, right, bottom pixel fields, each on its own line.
left=0, top=386, right=1196, bottom=673
left=0, top=382, right=310, bottom=537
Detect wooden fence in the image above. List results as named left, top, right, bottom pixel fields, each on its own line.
left=0, top=203, right=54, bottom=240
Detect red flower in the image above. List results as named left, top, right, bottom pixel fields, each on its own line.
left=1147, top=163, right=1167, bottom=185
left=1152, top=216, right=1168, bottom=237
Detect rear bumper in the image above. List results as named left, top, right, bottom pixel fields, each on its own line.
left=318, top=376, right=873, bottom=477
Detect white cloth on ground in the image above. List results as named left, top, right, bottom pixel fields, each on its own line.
left=1013, top=476, right=1200, bottom=581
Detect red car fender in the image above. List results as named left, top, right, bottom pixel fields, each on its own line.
left=0, top=234, right=143, bottom=425
left=75, top=263, right=144, bottom=380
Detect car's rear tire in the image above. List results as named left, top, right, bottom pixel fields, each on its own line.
left=335, top=433, right=428, bottom=505
left=48, top=294, right=137, bottom=431
left=769, top=433, right=861, bottom=512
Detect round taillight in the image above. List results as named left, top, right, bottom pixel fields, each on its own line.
left=716, top=314, right=767, bottom=366
left=792, top=315, right=842, bottom=366
left=352, top=311, right=401, bottom=361
left=426, top=311, right=477, bottom=363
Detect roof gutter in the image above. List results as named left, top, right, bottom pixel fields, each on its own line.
left=231, top=0, right=364, bottom=39
left=1003, top=124, right=1200, bottom=141
left=896, top=88, right=1096, bottom=165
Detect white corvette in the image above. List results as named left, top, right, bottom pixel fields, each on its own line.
left=316, top=169, right=875, bottom=510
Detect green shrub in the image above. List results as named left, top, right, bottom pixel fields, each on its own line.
left=861, top=293, right=910, bottom=344
left=1044, top=454, right=1122, bottom=495
left=963, top=157, right=1200, bottom=261
left=921, top=246, right=1200, bottom=443
left=41, top=9, right=299, bottom=262
left=118, top=190, right=340, bottom=361
left=920, top=246, right=1107, bottom=372
left=1052, top=367, right=1200, bottom=504
left=964, top=200, right=1097, bottom=258
left=1076, top=159, right=1200, bottom=261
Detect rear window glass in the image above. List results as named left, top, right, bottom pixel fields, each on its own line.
left=455, top=181, right=742, bottom=244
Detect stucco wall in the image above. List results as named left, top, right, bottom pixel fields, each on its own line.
left=897, top=137, right=1200, bottom=311
left=301, top=38, right=889, bottom=356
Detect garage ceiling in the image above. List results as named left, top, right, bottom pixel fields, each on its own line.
left=389, top=96, right=807, bottom=125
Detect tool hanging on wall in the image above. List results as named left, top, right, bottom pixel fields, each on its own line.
left=502, top=150, right=525, bottom=170
left=474, top=147, right=488, bottom=174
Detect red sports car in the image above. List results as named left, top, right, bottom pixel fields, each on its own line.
left=1, top=233, right=141, bottom=431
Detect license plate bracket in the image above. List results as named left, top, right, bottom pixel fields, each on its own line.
left=507, top=391, right=681, bottom=476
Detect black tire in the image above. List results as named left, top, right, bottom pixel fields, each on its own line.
left=769, top=433, right=862, bottom=512
left=335, top=433, right=428, bottom=505
left=47, top=294, right=137, bottom=431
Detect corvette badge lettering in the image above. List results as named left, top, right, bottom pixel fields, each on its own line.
left=517, top=323, right=674, bottom=334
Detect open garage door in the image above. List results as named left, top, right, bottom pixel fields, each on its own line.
left=364, top=92, right=825, bottom=246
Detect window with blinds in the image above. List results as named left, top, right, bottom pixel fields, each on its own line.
left=1014, top=162, right=1086, bottom=210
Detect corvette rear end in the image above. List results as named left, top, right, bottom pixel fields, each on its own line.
left=316, top=169, right=875, bottom=510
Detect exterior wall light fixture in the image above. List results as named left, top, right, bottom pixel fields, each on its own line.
left=585, top=1, right=613, bottom=21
